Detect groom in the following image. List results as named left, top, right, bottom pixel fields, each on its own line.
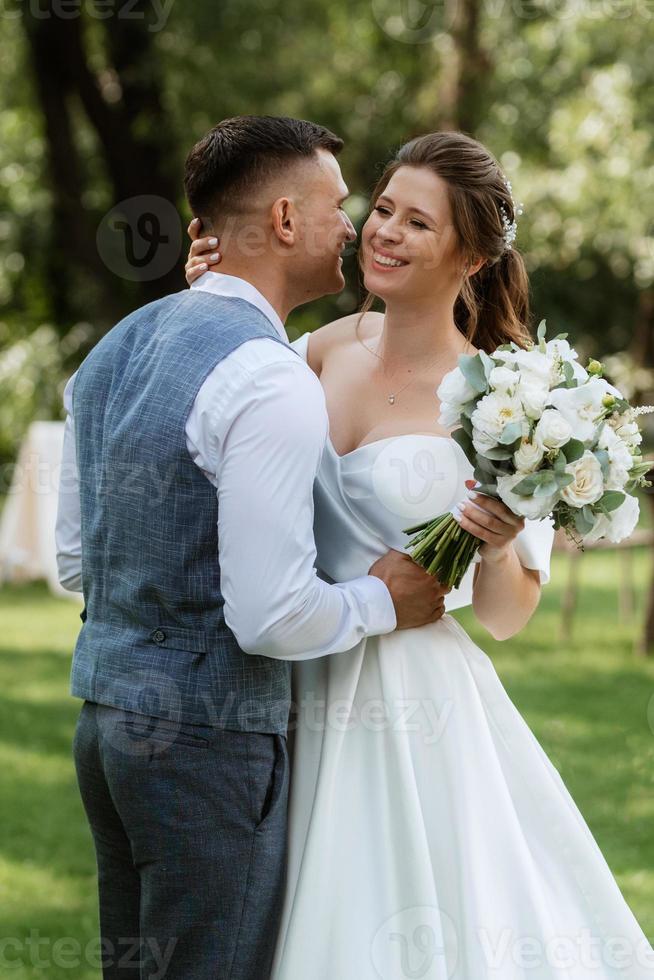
left=56, top=115, right=448, bottom=979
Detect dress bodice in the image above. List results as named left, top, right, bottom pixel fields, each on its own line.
left=292, top=331, right=554, bottom=611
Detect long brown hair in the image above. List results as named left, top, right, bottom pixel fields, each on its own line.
left=358, top=131, right=533, bottom=352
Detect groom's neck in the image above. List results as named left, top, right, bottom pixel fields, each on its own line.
left=210, top=257, right=293, bottom=324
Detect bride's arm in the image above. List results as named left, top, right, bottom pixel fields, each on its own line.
left=455, top=484, right=541, bottom=640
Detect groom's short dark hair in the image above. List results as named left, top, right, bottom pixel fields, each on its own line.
left=184, top=115, right=344, bottom=227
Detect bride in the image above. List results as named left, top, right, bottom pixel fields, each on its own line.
left=186, top=131, right=654, bottom=978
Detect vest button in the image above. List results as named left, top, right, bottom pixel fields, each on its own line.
left=151, top=629, right=166, bottom=644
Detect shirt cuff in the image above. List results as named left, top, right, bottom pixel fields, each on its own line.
left=350, top=574, right=397, bottom=634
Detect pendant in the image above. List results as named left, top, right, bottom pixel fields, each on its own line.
left=388, top=394, right=396, bottom=405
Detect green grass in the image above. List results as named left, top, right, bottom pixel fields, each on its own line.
left=1, top=552, right=654, bottom=975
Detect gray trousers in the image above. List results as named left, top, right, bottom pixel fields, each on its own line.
left=73, top=701, right=289, bottom=979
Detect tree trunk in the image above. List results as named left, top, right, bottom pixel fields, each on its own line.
left=438, top=0, right=492, bottom=134
left=23, top=2, right=185, bottom=331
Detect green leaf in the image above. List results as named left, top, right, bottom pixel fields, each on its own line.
left=563, top=361, right=575, bottom=384
left=534, top=478, right=558, bottom=497
left=597, top=490, right=625, bottom=513
left=537, top=319, right=547, bottom=342
left=479, top=348, right=495, bottom=381
left=594, top=449, right=610, bottom=479
left=480, top=446, right=514, bottom=461
left=450, top=426, right=476, bottom=466
left=554, top=450, right=567, bottom=472
left=574, top=509, right=594, bottom=535
left=555, top=473, right=574, bottom=488
left=458, top=354, right=489, bottom=394
left=459, top=413, right=473, bottom=437
left=513, top=473, right=545, bottom=495
left=561, top=438, right=585, bottom=463
left=499, top=422, right=524, bottom=445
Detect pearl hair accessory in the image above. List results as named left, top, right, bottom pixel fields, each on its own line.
left=498, top=174, right=524, bottom=252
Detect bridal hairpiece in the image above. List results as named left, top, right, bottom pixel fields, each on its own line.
left=498, top=174, right=524, bottom=252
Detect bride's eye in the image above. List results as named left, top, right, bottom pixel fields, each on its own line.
left=374, top=206, right=392, bottom=216
left=410, top=219, right=428, bottom=230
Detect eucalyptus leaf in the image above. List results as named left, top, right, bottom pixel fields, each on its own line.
left=459, top=354, right=488, bottom=394
left=562, top=439, right=585, bottom=463
left=597, top=490, right=625, bottom=513
left=574, top=509, right=594, bottom=535
left=451, top=426, right=476, bottom=466
left=499, top=422, right=524, bottom=445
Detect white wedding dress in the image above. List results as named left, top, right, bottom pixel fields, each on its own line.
left=270, top=332, right=654, bottom=980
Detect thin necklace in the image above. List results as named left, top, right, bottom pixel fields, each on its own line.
left=355, top=318, right=465, bottom=406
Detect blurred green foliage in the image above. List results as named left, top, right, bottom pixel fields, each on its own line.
left=0, top=0, right=653, bottom=467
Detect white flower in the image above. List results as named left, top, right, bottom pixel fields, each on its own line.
left=547, top=378, right=621, bottom=444
left=438, top=402, right=463, bottom=428
left=582, top=493, right=640, bottom=545
left=597, top=424, right=634, bottom=489
left=514, top=437, right=545, bottom=473
left=545, top=338, right=579, bottom=363
left=519, top=377, right=551, bottom=420
left=607, top=412, right=642, bottom=451
left=501, top=348, right=552, bottom=387
left=489, top=365, right=518, bottom=393
left=560, top=451, right=604, bottom=508
left=535, top=408, right=573, bottom=449
left=437, top=367, right=477, bottom=408
left=470, top=391, right=527, bottom=454
left=496, top=471, right=559, bottom=520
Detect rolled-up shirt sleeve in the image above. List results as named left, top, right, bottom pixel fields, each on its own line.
left=55, top=372, right=83, bottom=592
left=194, top=352, right=397, bottom=660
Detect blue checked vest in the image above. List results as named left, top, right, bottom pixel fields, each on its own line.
left=70, top=288, right=294, bottom=732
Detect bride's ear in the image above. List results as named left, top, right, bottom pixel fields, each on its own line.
left=270, top=197, right=297, bottom=247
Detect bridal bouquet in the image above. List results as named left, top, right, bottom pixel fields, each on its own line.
left=404, top=321, right=653, bottom=588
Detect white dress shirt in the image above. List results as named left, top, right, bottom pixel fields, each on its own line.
left=55, top=272, right=397, bottom=660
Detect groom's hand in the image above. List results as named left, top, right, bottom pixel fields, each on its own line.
left=369, top=550, right=451, bottom=630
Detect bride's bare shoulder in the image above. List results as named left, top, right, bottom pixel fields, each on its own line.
left=305, top=311, right=383, bottom=375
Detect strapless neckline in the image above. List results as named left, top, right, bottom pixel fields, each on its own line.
left=326, top=431, right=453, bottom=462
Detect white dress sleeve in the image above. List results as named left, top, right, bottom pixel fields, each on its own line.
left=290, top=331, right=311, bottom=362
left=512, top=516, right=555, bottom=585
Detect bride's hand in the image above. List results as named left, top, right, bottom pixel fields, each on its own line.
left=453, top=479, right=525, bottom=563
left=185, top=217, right=222, bottom=284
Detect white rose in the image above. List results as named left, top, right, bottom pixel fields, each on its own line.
left=547, top=378, right=622, bottom=445
left=489, top=365, right=518, bottom=393
left=535, top=408, right=573, bottom=449
left=560, top=450, right=604, bottom=507
left=514, top=437, right=545, bottom=473
left=472, top=426, right=501, bottom=455
left=582, top=493, right=640, bottom=545
left=437, top=367, right=477, bottom=407
left=496, top=471, right=559, bottom=520
left=471, top=391, right=527, bottom=449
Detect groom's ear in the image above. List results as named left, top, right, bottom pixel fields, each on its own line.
left=270, top=197, right=297, bottom=247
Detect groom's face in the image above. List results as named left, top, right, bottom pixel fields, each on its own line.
left=291, top=150, right=357, bottom=299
